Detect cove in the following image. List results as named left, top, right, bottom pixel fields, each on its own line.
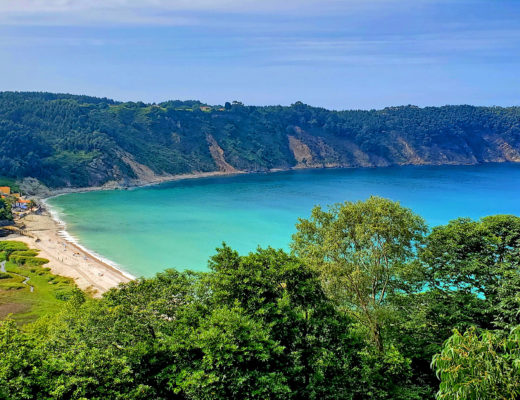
left=47, top=163, right=520, bottom=277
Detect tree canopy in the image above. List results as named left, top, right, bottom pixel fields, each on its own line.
left=1, top=199, right=520, bottom=399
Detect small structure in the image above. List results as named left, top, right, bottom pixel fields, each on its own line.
left=199, top=106, right=212, bottom=112
left=14, top=199, right=31, bottom=210
left=0, top=187, right=11, bottom=195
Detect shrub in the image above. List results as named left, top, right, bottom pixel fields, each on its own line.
left=0, top=272, right=11, bottom=279
left=10, top=256, right=49, bottom=267
left=10, top=250, right=39, bottom=258
left=25, top=257, right=49, bottom=267
left=54, top=289, right=75, bottom=301
left=0, top=241, right=28, bottom=257
left=0, top=282, right=26, bottom=290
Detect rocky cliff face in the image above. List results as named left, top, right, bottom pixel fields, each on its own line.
left=285, top=126, right=520, bottom=170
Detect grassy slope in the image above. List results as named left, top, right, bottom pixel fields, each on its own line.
left=0, top=242, right=77, bottom=325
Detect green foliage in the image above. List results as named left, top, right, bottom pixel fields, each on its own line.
left=0, top=245, right=408, bottom=399
left=1, top=92, right=519, bottom=188
left=208, top=245, right=366, bottom=399
left=422, top=215, right=520, bottom=298
left=10, top=250, right=39, bottom=258
left=292, top=196, right=427, bottom=350
left=0, top=242, right=29, bottom=257
left=421, top=215, right=520, bottom=329
left=0, top=282, right=25, bottom=290
left=10, top=255, right=49, bottom=267
left=0, top=319, right=40, bottom=399
left=432, top=327, right=520, bottom=399
left=1, top=201, right=520, bottom=399
left=0, top=242, right=77, bottom=324
left=0, top=198, right=12, bottom=221
left=172, top=305, right=290, bottom=399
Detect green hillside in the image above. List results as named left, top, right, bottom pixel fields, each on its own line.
left=1, top=92, right=520, bottom=188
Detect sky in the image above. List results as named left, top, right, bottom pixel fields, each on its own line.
left=1, top=0, right=520, bottom=109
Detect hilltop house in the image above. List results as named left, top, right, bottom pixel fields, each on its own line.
left=0, top=187, right=11, bottom=195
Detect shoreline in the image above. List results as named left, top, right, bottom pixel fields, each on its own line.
left=10, top=170, right=250, bottom=296
left=45, top=161, right=520, bottom=199
left=1, top=211, right=132, bottom=297
left=15, top=161, right=519, bottom=297
left=45, top=170, right=247, bottom=199
left=41, top=198, right=135, bottom=280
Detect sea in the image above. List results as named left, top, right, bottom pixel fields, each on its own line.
left=46, top=163, right=520, bottom=277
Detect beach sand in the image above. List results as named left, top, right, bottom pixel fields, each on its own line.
left=1, top=213, right=132, bottom=297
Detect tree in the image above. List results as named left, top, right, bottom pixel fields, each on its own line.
left=0, top=319, right=40, bottom=399
left=171, top=305, right=290, bottom=400
left=208, top=245, right=364, bottom=399
left=421, top=215, right=520, bottom=328
left=291, top=196, right=427, bottom=351
left=387, top=289, right=489, bottom=396
left=432, top=327, right=520, bottom=399
left=0, top=198, right=12, bottom=221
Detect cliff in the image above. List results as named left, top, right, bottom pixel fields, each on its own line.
left=1, top=93, right=519, bottom=188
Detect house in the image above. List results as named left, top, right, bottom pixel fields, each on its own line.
left=199, top=106, right=212, bottom=112
left=0, top=187, right=10, bottom=195
left=14, top=199, right=31, bottom=210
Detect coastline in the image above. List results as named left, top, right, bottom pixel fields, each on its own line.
left=1, top=211, right=132, bottom=297
left=14, top=161, right=519, bottom=298
left=30, top=168, right=305, bottom=294
left=4, top=170, right=248, bottom=297
left=44, top=161, right=520, bottom=199
left=45, top=170, right=247, bottom=198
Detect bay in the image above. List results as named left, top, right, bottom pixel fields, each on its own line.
left=47, top=163, right=520, bottom=277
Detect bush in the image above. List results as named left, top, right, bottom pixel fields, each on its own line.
left=10, top=250, right=39, bottom=258
left=0, top=282, right=25, bottom=290
left=0, top=241, right=28, bottom=257
left=0, top=272, right=11, bottom=279
left=54, top=289, right=75, bottom=301
left=10, top=256, right=49, bottom=267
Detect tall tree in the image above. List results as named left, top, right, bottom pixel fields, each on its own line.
left=421, top=215, right=520, bottom=328
left=208, top=245, right=364, bottom=399
left=291, top=196, right=427, bottom=351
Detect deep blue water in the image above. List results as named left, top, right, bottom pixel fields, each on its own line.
left=47, top=163, right=520, bottom=277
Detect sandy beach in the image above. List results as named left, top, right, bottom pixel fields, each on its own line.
left=0, top=170, right=246, bottom=297
left=1, top=212, right=132, bottom=297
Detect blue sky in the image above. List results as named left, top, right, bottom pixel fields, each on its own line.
left=1, top=0, right=519, bottom=109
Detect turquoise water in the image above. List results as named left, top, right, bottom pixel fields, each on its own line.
left=47, top=163, right=520, bottom=277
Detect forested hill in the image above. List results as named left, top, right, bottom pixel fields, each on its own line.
left=1, top=91, right=520, bottom=188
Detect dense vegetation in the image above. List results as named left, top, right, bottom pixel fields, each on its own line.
left=0, top=199, right=12, bottom=223
left=1, top=198, right=519, bottom=399
left=1, top=92, right=520, bottom=188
